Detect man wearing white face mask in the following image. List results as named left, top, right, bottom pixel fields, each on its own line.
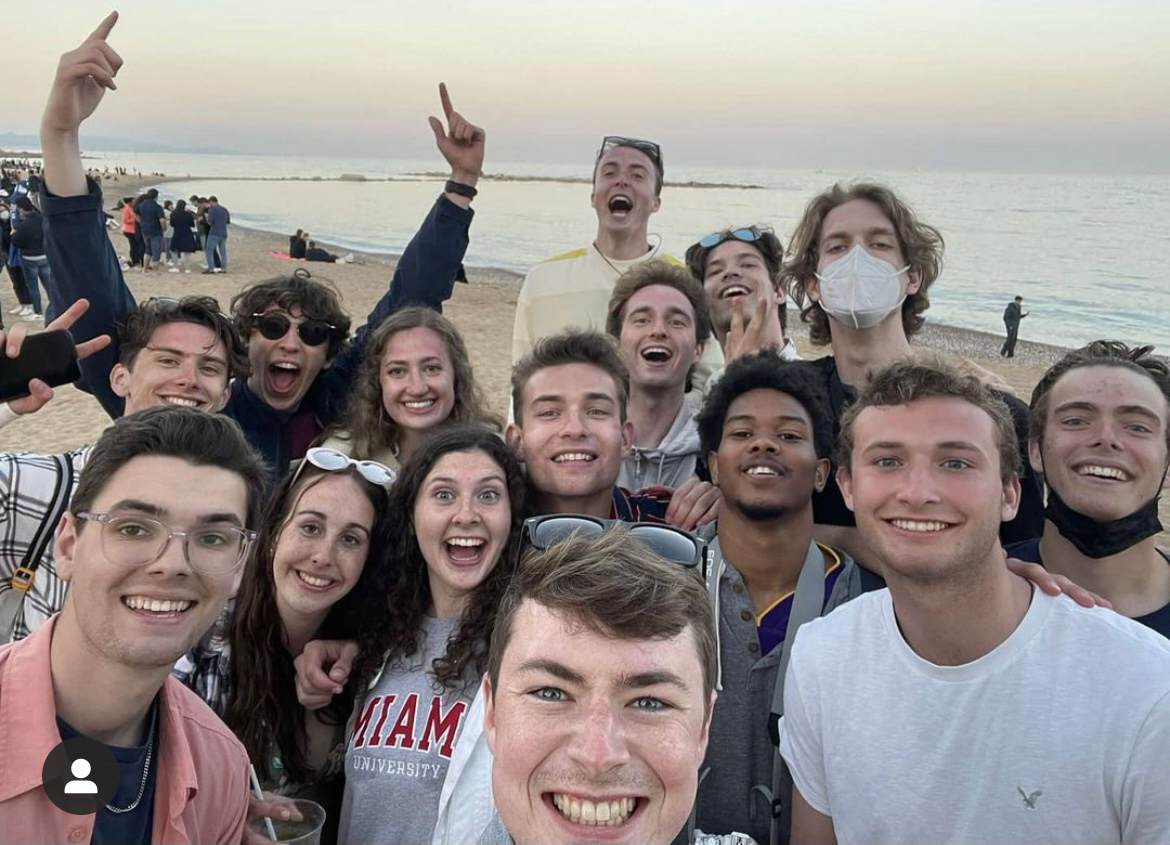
left=782, top=182, right=1045, bottom=573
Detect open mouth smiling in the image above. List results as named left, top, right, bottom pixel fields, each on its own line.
left=547, top=793, right=642, bottom=828
left=719, top=284, right=752, bottom=299
left=122, top=595, right=195, bottom=616
left=640, top=346, right=673, bottom=364
left=295, top=569, right=337, bottom=589
left=1075, top=463, right=1131, bottom=482
left=552, top=452, right=597, bottom=464
left=886, top=518, right=955, bottom=533
left=607, top=195, right=633, bottom=215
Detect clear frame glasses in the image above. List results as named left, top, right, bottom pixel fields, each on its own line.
left=76, top=511, right=259, bottom=574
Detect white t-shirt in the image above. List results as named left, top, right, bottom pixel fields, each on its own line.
left=779, top=589, right=1170, bottom=845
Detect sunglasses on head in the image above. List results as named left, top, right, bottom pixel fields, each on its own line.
left=251, top=311, right=339, bottom=347
left=291, top=447, right=397, bottom=490
left=696, top=226, right=767, bottom=250
left=596, top=136, right=664, bottom=174
left=522, top=514, right=706, bottom=569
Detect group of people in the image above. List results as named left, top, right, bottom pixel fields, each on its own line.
left=2, top=163, right=51, bottom=321
left=117, top=190, right=230, bottom=275
left=287, top=229, right=355, bottom=264
left=1, top=12, right=1168, bottom=845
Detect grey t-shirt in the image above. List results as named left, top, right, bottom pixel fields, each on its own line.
left=338, top=615, right=475, bottom=845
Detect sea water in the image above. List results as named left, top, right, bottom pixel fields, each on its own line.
left=86, top=150, right=1170, bottom=350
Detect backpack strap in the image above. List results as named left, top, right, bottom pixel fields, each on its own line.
left=768, top=540, right=825, bottom=845
left=0, top=453, right=75, bottom=644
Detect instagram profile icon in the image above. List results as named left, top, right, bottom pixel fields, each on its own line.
left=42, top=736, right=120, bottom=815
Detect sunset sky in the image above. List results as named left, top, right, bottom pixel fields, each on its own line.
left=6, top=0, right=1167, bottom=172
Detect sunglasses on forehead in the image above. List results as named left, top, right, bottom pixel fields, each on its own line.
left=696, top=226, right=767, bottom=250
left=522, top=514, right=705, bottom=569
left=251, top=312, right=340, bottom=348
left=290, top=447, right=397, bottom=490
left=596, top=135, right=664, bottom=173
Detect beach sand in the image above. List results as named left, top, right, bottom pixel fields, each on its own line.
left=3, top=181, right=1166, bottom=546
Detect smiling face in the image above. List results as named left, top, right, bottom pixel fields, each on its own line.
left=701, top=240, right=778, bottom=338
left=111, top=321, right=231, bottom=414
left=710, top=389, right=829, bottom=522
left=618, top=285, right=701, bottom=394
left=507, top=363, right=634, bottom=515
left=591, top=146, right=661, bottom=240
left=805, top=199, right=921, bottom=313
left=54, top=455, right=248, bottom=669
left=271, top=473, right=375, bottom=625
left=484, top=600, right=712, bottom=845
left=245, top=305, right=332, bottom=412
left=413, top=449, right=513, bottom=617
left=839, top=397, right=1020, bottom=583
left=379, top=326, right=458, bottom=435
left=1031, top=365, right=1170, bottom=522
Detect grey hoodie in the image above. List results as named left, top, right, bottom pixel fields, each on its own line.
left=618, top=394, right=702, bottom=491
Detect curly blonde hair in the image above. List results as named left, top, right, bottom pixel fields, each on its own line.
left=327, top=307, right=500, bottom=459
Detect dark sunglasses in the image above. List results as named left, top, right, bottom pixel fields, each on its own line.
left=696, top=226, right=766, bottom=250
left=596, top=135, right=664, bottom=174
left=290, top=447, right=396, bottom=490
left=251, top=311, right=339, bottom=347
left=522, top=514, right=705, bottom=569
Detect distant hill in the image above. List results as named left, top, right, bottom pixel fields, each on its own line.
left=0, top=132, right=236, bottom=155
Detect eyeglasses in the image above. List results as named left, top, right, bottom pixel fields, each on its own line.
left=696, top=226, right=767, bottom=250
left=291, top=447, right=397, bottom=490
left=251, top=312, right=339, bottom=348
left=75, top=511, right=258, bottom=575
left=522, top=514, right=705, bottom=569
left=596, top=136, right=664, bottom=175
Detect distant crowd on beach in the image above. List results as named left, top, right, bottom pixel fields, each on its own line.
left=3, top=13, right=1170, bottom=845
left=114, top=190, right=231, bottom=275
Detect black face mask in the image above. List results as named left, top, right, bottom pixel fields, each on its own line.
left=1045, top=489, right=1163, bottom=559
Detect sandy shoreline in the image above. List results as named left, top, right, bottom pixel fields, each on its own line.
left=4, top=175, right=1164, bottom=544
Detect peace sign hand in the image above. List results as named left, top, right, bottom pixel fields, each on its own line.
left=428, top=82, right=485, bottom=187
left=42, top=11, right=123, bottom=136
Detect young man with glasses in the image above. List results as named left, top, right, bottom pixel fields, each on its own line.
left=0, top=296, right=248, bottom=643
left=693, top=348, right=862, bottom=845
left=511, top=135, right=724, bottom=396
left=0, top=407, right=269, bottom=845
left=506, top=330, right=719, bottom=529
left=39, top=14, right=485, bottom=479
left=685, top=225, right=798, bottom=363
left=779, top=359, right=1170, bottom=844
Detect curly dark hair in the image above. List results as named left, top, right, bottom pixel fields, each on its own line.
left=223, top=464, right=394, bottom=784
left=230, top=268, right=352, bottom=362
left=696, top=350, right=834, bottom=461
left=118, top=295, right=250, bottom=380
left=323, top=307, right=501, bottom=460
left=781, top=182, right=944, bottom=346
left=353, top=425, right=530, bottom=695
left=1029, top=340, right=1170, bottom=448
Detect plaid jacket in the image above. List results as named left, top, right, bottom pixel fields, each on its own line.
left=0, top=447, right=89, bottom=641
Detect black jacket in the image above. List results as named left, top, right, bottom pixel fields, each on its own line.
left=11, top=210, right=45, bottom=256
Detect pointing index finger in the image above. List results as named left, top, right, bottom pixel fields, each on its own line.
left=89, top=10, right=119, bottom=43
left=438, top=82, right=454, bottom=120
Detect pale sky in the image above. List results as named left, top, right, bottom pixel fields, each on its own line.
left=5, top=0, right=1168, bottom=172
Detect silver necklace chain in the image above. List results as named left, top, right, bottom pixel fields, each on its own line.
left=105, top=703, right=158, bottom=814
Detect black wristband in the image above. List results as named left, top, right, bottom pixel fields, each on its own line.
left=444, top=180, right=478, bottom=199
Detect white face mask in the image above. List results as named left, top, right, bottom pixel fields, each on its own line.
left=0, top=210, right=8, bottom=222
left=815, top=244, right=909, bottom=330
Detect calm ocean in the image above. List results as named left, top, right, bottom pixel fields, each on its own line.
left=87, top=150, right=1170, bottom=351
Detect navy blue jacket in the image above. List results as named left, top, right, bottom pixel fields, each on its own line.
left=42, top=178, right=473, bottom=479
